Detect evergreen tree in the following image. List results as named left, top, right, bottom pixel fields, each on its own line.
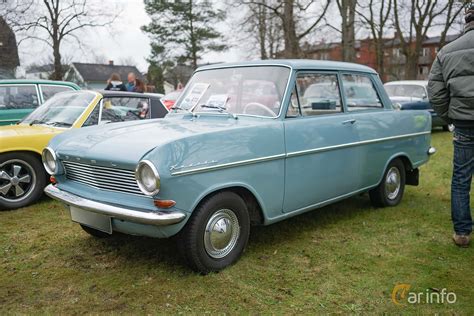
left=142, top=0, right=227, bottom=69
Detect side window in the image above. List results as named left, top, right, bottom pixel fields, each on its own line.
left=41, top=85, right=74, bottom=101
left=341, top=74, right=383, bottom=111
left=296, top=73, right=342, bottom=116
left=82, top=103, right=100, bottom=127
left=0, top=85, right=39, bottom=109
left=286, top=85, right=300, bottom=117
left=100, top=97, right=151, bottom=124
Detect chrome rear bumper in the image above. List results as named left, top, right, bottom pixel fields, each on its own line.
left=44, top=184, right=186, bottom=226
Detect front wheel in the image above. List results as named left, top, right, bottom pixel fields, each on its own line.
left=177, top=191, right=250, bottom=274
left=0, top=152, right=46, bottom=210
left=369, top=159, right=406, bottom=207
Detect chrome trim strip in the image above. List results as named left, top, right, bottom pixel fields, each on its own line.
left=170, top=131, right=430, bottom=176
left=171, top=153, right=286, bottom=176
left=44, top=184, right=186, bottom=226
left=286, top=131, right=431, bottom=158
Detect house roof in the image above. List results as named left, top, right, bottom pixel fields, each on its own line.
left=197, top=59, right=377, bottom=74
left=72, top=62, right=144, bottom=82
left=26, top=64, right=55, bottom=73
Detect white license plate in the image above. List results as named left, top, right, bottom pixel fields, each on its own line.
left=70, top=206, right=112, bottom=234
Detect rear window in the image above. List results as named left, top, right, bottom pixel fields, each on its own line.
left=0, top=85, right=39, bottom=109
left=41, top=85, right=75, bottom=101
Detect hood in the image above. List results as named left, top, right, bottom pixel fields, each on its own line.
left=0, top=124, right=65, bottom=154
left=389, top=96, right=424, bottom=103
left=0, top=124, right=62, bottom=138
left=50, top=114, right=267, bottom=166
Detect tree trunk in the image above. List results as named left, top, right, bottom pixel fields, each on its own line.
left=282, top=0, right=299, bottom=58
left=257, top=5, right=268, bottom=59
left=404, top=52, right=419, bottom=79
left=340, top=0, right=357, bottom=62
left=51, top=35, right=62, bottom=80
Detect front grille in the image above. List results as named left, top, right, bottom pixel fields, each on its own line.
left=62, top=160, right=143, bottom=196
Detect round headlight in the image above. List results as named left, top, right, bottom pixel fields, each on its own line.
left=393, top=102, right=402, bottom=110
left=135, top=160, right=160, bottom=195
left=42, top=147, right=57, bottom=175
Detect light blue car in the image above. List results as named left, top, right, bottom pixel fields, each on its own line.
left=43, top=60, right=435, bottom=273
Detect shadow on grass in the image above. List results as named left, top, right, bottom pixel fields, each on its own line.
left=64, top=193, right=376, bottom=273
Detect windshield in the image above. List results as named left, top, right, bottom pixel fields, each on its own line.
left=385, top=84, right=426, bottom=99
left=21, top=91, right=95, bottom=127
left=175, top=66, right=290, bottom=117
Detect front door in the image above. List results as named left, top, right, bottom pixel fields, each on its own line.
left=283, top=71, right=360, bottom=213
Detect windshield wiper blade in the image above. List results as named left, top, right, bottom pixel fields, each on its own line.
left=199, top=104, right=238, bottom=119
left=47, top=121, right=73, bottom=127
left=29, top=119, right=44, bottom=126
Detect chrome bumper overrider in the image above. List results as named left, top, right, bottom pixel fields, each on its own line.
left=44, top=184, right=186, bottom=226
left=428, top=147, right=436, bottom=155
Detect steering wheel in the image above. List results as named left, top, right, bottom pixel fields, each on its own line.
left=243, top=102, right=275, bottom=116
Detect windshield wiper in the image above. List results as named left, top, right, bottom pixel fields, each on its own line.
left=47, top=121, right=73, bottom=127
left=200, top=104, right=238, bottom=119
left=29, top=119, right=44, bottom=126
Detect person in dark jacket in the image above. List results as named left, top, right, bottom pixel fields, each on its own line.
left=105, top=73, right=127, bottom=91
left=428, top=4, right=474, bottom=248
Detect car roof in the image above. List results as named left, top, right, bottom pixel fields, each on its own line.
left=384, top=80, right=428, bottom=87
left=196, top=59, right=377, bottom=74
left=96, top=90, right=161, bottom=99
left=0, top=79, right=80, bottom=88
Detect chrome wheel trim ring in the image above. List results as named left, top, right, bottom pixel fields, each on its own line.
left=0, top=159, right=36, bottom=203
left=385, top=166, right=401, bottom=200
left=204, top=209, right=240, bottom=259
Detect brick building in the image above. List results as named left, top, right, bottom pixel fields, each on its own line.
left=302, top=33, right=460, bottom=82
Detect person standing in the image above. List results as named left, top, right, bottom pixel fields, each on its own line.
left=126, top=72, right=136, bottom=92
left=104, top=73, right=126, bottom=91
left=428, top=4, right=474, bottom=248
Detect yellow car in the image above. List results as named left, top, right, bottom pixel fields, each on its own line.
left=0, top=90, right=168, bottom=210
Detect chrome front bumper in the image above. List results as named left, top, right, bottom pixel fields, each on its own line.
left=44, top=184, right=186, bottom=226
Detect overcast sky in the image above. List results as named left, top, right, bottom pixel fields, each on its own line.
left=17, top=0, right=242, bottom=73
left=16, top=0, right=465, bottom=74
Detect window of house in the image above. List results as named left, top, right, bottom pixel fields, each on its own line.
left=341, top=74, right=383, bottom=111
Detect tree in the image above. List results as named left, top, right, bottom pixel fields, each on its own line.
left=241, top=0, right=331, bottom=58
left=393, top=0, right=458, bottom=79
left=5, top=0, right=119, bottom=80
left=437, top=0, right=468, bottom=48
left=143, top=0, right=227, bottom=69
left=357, top=0, right=392, bottom=78
left=336, top=0, right=357, bottom=62
left=0, top=17, right=20, bottom=78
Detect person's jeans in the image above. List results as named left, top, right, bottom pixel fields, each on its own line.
left=451, top=127, right=474, bottom=235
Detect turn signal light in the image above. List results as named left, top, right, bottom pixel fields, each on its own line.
left=154, top=199, right=176, bottom=209
left=50, top=176, right=57, bottom=184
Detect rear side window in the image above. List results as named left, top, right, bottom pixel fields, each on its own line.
left=0, top=85, right=39, bottom=109
left=341, top=74, right=383, bottom=111
left=41, top=85, right=74, bottom=101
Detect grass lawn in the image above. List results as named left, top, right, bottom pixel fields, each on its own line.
left=1, top=131, right=473, bottom=314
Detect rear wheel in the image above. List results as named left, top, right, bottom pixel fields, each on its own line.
left=369, top=159, right=406, bottom=207
left=177, top=191, right=250, bottom=274
left=80, top=224, right=112, bottom=238
left=0, top=152, right=46, bottom=210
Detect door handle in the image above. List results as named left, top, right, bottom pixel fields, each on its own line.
left=342, top=119, right=356, bottom=125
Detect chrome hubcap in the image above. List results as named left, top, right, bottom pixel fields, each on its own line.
left=204, top=209, right=240, bottom=259
left=0, top=160, right=35, bottom=202
left=385, top=167, right=401, bottom=200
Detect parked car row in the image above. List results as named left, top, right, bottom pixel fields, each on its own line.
left=1, top=61, right=435, bottom=273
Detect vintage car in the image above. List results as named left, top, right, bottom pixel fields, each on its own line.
left=384, top=80, right=448, bottom=130
left=0, top=79, right=80, bottom=126
left=0, top=90, right=168, bottom=210
left=44, top=60, right=435, bottom=273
